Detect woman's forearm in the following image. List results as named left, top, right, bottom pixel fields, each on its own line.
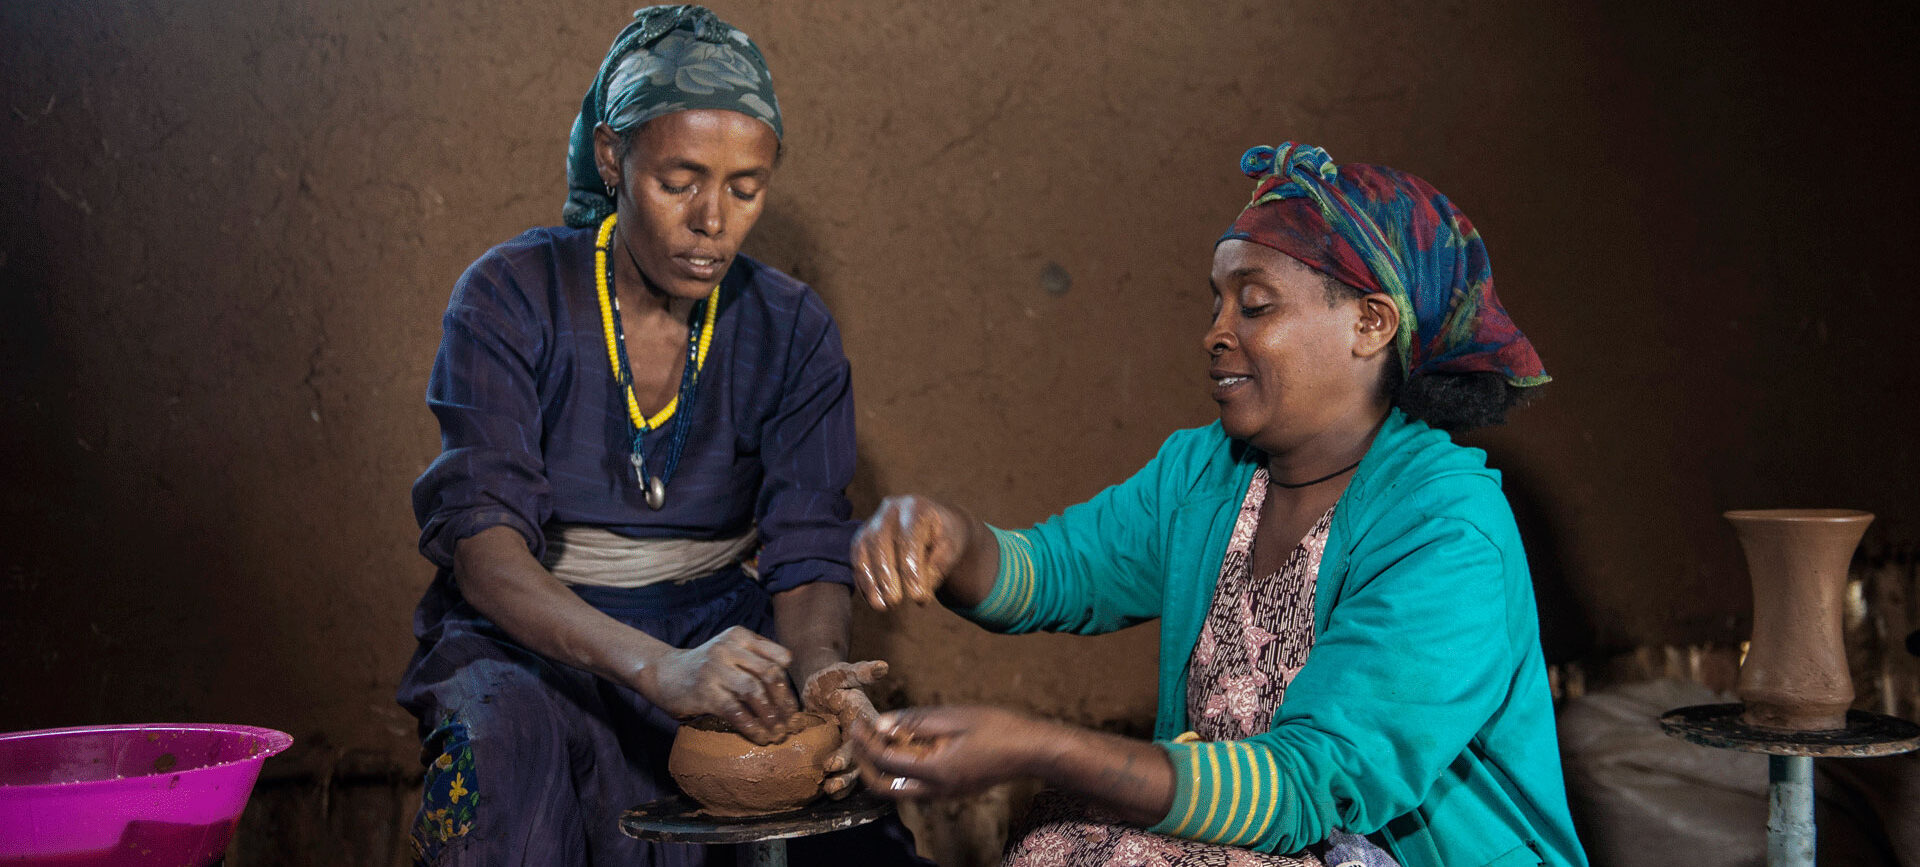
left=856, top=705, right=1175, bottom=824
left=931, top=509, right=1000, bottom=608
left=453, top=525, right=671, bottom=689
left=1032, top=722, right=1177, bottom=826
left=772, top=581, right=851, bottom=688
left=457, top=525, right=803, bottom=741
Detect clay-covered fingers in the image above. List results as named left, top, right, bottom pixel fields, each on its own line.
left=802, top=660, right=887, bottom=738
left=853, top=496, right=963, bottom=611
left=797, top=660, right=893, bottom=800
left=802, top=659, right=888, bottom=707
left=821, top=659, right=888, bottom=689
left=834, top=683, right=879, bottom=724
left=819, top=741, right=861, bottom=799
left=852, top=706, right=1033, bottom=799
left=903, top=502, right=967, bottom=605
left=719, top=675, right=787, bottom=744
left=709, top=628, right=800, bottom=744
left=852, top=499, right=908, bottom=610
left=720, top=705, right=777, bottom=746
left=723, top=629, right=800, bottom=709
left=642, top=628, right=801, bottom=744
left=848, top=715, right=938, bottom=799
left=850, top=711, right=941, bottom=778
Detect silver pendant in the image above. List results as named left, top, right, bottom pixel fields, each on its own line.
left=631, top=451, right=665, bottom=509
left=631, top=451, right=667, bottom=509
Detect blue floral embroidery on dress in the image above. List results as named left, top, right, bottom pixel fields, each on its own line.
left=411, top=715, right=478, bottom=865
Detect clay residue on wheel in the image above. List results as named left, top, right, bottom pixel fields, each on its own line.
left=668, top=711, right=841, bottom=817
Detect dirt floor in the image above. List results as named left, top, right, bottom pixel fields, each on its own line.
left=3, top=0, right=1918, bottom=863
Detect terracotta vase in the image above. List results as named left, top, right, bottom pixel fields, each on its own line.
left=1725, top=509, right=1873, bottom=731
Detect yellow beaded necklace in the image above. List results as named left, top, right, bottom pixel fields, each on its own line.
left=594, top=213, right=721, bottom=508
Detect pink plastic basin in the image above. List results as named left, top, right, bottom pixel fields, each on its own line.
left=0, top=723, right=292, bottom=865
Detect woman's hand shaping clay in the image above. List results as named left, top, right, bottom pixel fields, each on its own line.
left=801, top=659, right=890, bottom=798
left=640, top=625, right=800, bottom=745
left=850, top=705, right=1047, bottom=798
left=852, top=495, right=975, bottom=611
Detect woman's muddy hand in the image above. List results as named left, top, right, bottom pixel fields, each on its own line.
left=852, top=495, right=971, bottom=611
left=851, top=705, right=1044, bottom=799
left=803, top=659, right=889, bottom=798
left=639, top=626, right=800, bottom=745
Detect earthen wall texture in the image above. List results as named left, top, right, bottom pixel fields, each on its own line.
left=4, top=0, right=1917, bottom=790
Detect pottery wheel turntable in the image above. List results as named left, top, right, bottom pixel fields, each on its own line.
left=1659, top=704, right=1919, bottom=867
left=620, top=790, right=893, bottom=867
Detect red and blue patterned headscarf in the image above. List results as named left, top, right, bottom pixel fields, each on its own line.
left=1222, top=143, right=1549, bottom=387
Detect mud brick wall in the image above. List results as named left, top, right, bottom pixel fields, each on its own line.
left=4, top=1, right=1917, bottom=863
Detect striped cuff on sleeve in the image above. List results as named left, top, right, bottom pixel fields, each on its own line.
left=949, top=526, right=1037, bottom=630
left=1149, top=738, right=1283, bottom=848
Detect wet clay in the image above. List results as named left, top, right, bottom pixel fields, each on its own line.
left=668, top=712, right=840, bottom=817
left=1725, top=509, right=1874, bottom=731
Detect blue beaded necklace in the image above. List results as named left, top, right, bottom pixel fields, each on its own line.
left=595, top=215, right=718, bottom=509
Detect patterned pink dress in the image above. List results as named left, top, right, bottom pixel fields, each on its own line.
left=1003, top=469, right=1398, bottom=867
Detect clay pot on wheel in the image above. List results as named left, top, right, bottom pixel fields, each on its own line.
left=668, top=712, right=841, bottom=816
left=1725, top=509, right=1873, bottom=731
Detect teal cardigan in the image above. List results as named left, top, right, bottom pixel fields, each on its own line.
left=961, top=410, right=1587, bottom=867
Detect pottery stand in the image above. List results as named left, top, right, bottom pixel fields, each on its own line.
left=1660, top=510, right=1920, bottom=867
left=620, top=790, right=893, bottom=867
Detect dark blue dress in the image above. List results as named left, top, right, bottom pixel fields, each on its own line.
left=410, top=224, right=858, bottom=591
left=398, top=225, right=911, bottom=866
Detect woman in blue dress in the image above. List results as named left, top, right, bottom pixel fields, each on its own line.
left=398, top=8, right=920, bottom=865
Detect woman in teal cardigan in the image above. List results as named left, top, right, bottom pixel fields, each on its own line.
left=849, top=144, right=1587, bottom=867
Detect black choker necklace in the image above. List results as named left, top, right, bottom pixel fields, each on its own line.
left=1269, top=458, right=1361, bottom=489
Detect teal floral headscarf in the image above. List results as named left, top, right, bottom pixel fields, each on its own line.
left=563, top=5, right=782, bottom=228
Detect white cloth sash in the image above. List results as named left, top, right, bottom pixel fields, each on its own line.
left=541, top=524, right=758, bottom=588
